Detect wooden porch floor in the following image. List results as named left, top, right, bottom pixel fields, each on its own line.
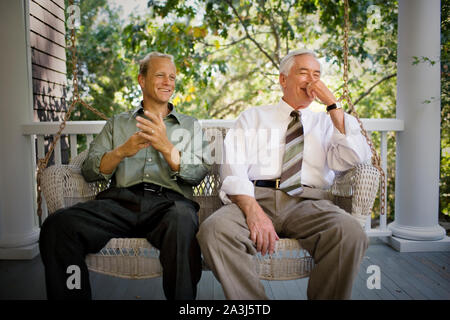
left=0, top=239, right=449, bottom=300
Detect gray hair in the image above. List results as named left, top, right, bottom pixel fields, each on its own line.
left=279, top=49, right=321, bottom=75
left=139, top=51, right=175, bottom=76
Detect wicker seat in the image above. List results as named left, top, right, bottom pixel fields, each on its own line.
left=40, top=125, right=379, bottom=281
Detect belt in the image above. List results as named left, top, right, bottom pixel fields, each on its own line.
left=252, top=179, right=281, bottom=189
left=130, top=182, right=170, bottom=194
left=252, top=179, right=313, bottom=190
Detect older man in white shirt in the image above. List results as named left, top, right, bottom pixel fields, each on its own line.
left=197, top=49, right=372, bottom=300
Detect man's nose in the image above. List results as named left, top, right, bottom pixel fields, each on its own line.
left=162, top=75, right=170, bottom=84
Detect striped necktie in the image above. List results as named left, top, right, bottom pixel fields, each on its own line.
left=279, top=110, right=304, bottom=196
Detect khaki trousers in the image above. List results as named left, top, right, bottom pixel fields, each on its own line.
left=197, top=187, right=369, bottom=300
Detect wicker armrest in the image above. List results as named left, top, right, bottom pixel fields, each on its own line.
left=40, top=163, right=105, bottom=214
left=331, top=163, right=380, bottom=225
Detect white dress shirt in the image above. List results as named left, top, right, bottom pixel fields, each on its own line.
left=219, top=98, right=372, bottom=204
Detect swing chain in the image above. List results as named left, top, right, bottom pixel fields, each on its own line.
left=340, top=0, right=386, bottom=216
left=341, top=0, right=350, bottom=110
left=36, top=0, right=108, bottom=223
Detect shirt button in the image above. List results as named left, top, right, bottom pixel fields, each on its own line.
left=147, top=158, right=152, bottom=162
left=145, top=174, right=149, bottom=177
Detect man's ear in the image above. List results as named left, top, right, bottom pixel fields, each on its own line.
left=138, top=74, right=145, bottom=90
left=279, top=73, right=286, bottom=90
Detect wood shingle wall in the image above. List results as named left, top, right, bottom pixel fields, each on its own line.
left=29, top=0, right=67, bottom=122
left=29, top=0, right=69, bottom=164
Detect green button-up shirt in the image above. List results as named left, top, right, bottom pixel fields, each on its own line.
left=81, top=103, right=211, bottom=200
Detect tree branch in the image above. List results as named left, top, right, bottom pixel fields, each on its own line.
left=198, top=36, right=249, bottom=48
left=211, top=97, right=247, bottom=118
left=225, top=0, right=279, bottom=69
left=284, top=2, right=294, bottom=55
left=207, top=68, right=260, bottom=117
left=264, top=0, right=280, bottom=65
left=353, top=73, right=396, bottom=106
left=212, top=96, right=255, bottom=119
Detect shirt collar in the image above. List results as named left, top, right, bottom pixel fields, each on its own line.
left=278, top=98, right=311, bottom=121
left=132, top=101, right=181, bottom=124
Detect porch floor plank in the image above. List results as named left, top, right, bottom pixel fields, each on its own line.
left=410, top=252, right=450, bottom=287
left=358, top=255, right=397, bottom=300
left=389, top=248, right=449, bottom=299
left=370, top=245, right=449, bottom=300
left=0, top=241, right=449, bottom=300
left=197, top=270, right=214, bottom=300
left=365, top=246, right=431, bottom=299
left=293, top=277, right=308, bottom=300
left=282, top=277, right=306, bottom=300
left=211, top=272, right=226, bottom=300
left=362, top=250, right=416, bottom=299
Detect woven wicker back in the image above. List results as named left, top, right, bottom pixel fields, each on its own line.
left=193, top=126, right=229, bottom=223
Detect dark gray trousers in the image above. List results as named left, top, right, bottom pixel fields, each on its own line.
left=39, top=185, right=202, bottom=300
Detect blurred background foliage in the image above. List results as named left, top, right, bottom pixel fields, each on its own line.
left=64, top=0, right=448, bottom=224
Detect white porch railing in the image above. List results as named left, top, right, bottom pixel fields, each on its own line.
left=22, top=118, right=404, bottom=237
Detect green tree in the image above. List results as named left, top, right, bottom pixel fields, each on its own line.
left=65, top=0, right=138, bottom=120
left=439, top=0, right=449, bottom=222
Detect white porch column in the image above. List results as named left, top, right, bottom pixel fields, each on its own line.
left=0, top=0, right=40, bottom=259
left=388, top=0, right=449, bottom=251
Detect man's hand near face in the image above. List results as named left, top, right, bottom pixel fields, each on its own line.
left=306, top=79, right=346, bottom=134
left=305, top=79, right=337, bottom=106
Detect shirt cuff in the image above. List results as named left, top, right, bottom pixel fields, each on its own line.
left=94, top=151, right=115, bottom=181
left=219, top=176, right=255, bottom=204
left=330, top=113, right=362, bottom=143
left=168, top=150, right=188, bottom=181
left=168, top=166, right=180, bottom=180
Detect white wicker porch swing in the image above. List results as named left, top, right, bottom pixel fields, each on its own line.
left=38, top=0, right=384, bottom=282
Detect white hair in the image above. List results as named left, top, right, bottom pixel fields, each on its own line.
left=139, top=51, right=175, bottom=76
left=279, top=49, right=321, bottom=75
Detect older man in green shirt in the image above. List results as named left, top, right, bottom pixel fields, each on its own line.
left=39, top=52, right=210, bottom=300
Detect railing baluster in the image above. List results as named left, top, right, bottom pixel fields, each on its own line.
left=36, top=135, right=48, bottom=220
left=380, top=131, right=388, bottom=230
left=53, top=135, right=61, bottom=165
left=86, top=134, right=93, bottom=147
left=37, top=135, right=45, bottom=159
left=70, top=134, right=78, bottom=160
left=365, top=216, right=371, bottom=232
left=367, top=131, right=374, bottom=231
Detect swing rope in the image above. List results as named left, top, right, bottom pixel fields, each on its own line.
left=339, top=0, right=386, bottom=216
left=35, top=0, right=108, bottom=226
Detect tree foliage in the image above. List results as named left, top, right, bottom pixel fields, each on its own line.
left=439, top=0, right=449, bottom=220
left=65, top=0, right=138, bottom=120
left=141, top=0, right=399, bottom=119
